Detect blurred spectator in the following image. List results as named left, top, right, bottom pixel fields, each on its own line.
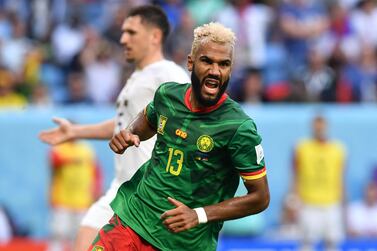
left=326, top=48, right=354, bottom=103
left=242, top=67, right=264, bottom=103
left=83, top=41, right=122, bottom=104
left=351, top=45, right=377, bottom=102
left=0, top=9, right=12, bottom=41
left=51, top=15, right=85, bottom=67
left=0, top=0, right=377, bottom=107
left=263, top=25, right=292, bottom=102
left=350, top=0, right=377, bottom=47
left=347, top=181, right=377, bottom=238
left=157, top=0, right=186, bottom=30
left=327, top=2, right=361, bottom=66
left=48, top=139, right=102, bottom=251
left=329, top=2, right=353, bottom=42
left=292, top=115, right=346, bottom=250
left=30, top=83, right=52, bottom=107
left=50, top=0, right=68, bottom=25
left=64, top=72, right=91, bottom=105
left=20, top=46, right=44, bottom=98
left=279, top=0, right=330, bottom=75
left=103, top=8, right=127, bottom=44
left=216, top=0, right=273, bottom=69
left=166, top=9, right=195, bottom=68
left=186, top=0, right=225, bottom=25
left=0, top=0, right=29, bottom=22
left=0, top=66, right=27, bottom=108
left=339, top=0, right=360, bottom=10
left=232, top=67, right=265, bottom=103
left=0, top=14, right=32, bottom=76
left=293, top=46, right=337, bottom=102
left=29, top=0, right=50, bottom=40
left=39, top=54, right=66, bottom=104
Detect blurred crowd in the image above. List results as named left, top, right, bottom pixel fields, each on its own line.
left=1, top=0, right=377, bottom=108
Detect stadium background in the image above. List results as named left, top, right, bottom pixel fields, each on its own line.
left=1, top=0, right=377, bottom=250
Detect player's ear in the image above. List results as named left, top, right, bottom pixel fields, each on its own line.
left=187, top=54, right=193, bottom=72
left=151, top=28, right=162, bottom=45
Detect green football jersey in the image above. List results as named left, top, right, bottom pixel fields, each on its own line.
left=111, top=83, right=266, bottom=251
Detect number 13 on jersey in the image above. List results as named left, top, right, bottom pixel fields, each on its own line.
left=166, top=147, right=184, bottom=176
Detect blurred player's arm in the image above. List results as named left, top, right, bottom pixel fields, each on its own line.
left=161, top=176, right=270, bottom=233
left=109, top=110, right=156, bottom=154
left=39, top=118, right=115, bottom=145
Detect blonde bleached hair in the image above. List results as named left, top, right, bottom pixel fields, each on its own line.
left=190, top=22, right=236, bottom=57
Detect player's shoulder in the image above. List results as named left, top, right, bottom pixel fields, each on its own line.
left=147, top=60, right=189, bottom=81
left=216, top=98, right=259, bottom=133
left=223, top=97, right=251, bottom=120
left=156, top=82, right=189, bottom=94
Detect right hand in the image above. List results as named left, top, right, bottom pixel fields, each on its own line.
left=38, top=117, right=75, bottom=145
left=109, top=129, right=140, bottom=154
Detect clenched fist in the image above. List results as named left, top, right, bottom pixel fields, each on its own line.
left=109, top=129, right=140, bottom=154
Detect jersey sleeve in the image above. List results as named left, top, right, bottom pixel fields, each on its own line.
left=144, top=100, right=157, bottom=129
left=228, top=119, right=266, bottom=180
left=144, top=85, right=162, bottom=129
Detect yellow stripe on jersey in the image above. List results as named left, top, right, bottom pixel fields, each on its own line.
left=240, top=167, right=267, bottom=180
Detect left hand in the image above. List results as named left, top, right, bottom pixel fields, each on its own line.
left=160, top=197, right=199, bottom=233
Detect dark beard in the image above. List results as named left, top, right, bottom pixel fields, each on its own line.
left=191, top=66, right=229, bottom=107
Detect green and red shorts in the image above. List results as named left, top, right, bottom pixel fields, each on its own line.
left=88, top=214, right=158, bottom=251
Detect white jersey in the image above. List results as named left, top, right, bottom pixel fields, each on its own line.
left=113, top=60, right=189, bottom=183
left=81, top=60, right=189, bottom=229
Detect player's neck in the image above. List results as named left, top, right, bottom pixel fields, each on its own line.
left=189, top=93, right=201, bottom=111
left=136, top=49, right=164, bottom=70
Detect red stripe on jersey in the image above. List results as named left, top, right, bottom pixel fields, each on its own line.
left=240, top=166, right=266, bottom=176
left=184, top=87, right=228, bottom=113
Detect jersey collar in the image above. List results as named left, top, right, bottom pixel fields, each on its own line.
left=184, top=86, right=228, bottom=113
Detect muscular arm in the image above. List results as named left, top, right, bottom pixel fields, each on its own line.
left=109, top=111, right=156, bottom=154
left=161, top=176, right=270, bottom=233
left=205, top=176, right=270, bottom=221
left=39, top=118, right=115, bottom=145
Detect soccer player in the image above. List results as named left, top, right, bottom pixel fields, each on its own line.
left=92, top=22, right=270, bottom=251
left=292, top=115, right=346, bottom=250
left=39, top=5, right=189, bottom=251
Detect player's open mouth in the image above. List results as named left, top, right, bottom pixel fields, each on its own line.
left=203, top=78, right=220, bottom=95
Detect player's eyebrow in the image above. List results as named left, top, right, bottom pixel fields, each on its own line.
left=199, top=56, right=213, bottom=63
left=123, top=28, right=136, bottom=35
left=199, top=56, right=231, bottom=66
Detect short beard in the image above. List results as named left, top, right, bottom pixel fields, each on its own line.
left=191, top=66, right=229, bottom=107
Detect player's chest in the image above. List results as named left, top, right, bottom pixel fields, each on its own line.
left=154, top=109, right=232, bottom=155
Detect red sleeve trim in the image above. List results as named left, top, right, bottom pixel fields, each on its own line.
left=240, top=166, right=267, bottom=180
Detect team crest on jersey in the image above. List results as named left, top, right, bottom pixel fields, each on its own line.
left=92, top=246, right=104, bottom=251
left=157, top=115, right=168, bottom=135
left=197, top=135, right=214, bottom=153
